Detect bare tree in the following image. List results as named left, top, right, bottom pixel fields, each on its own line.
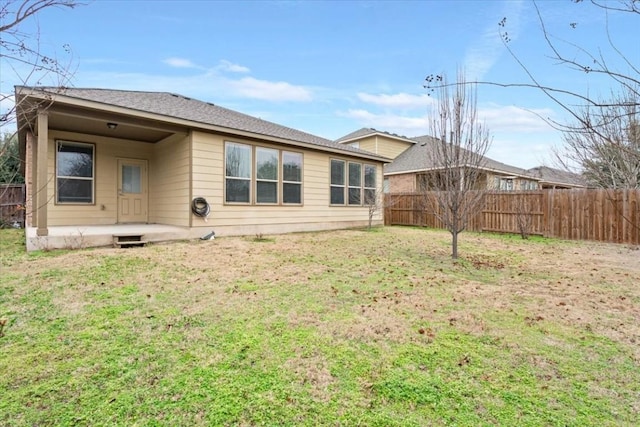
left=364, top=186, right=395, bottom=230
left=421, top=73, right=492, bottom=259
left=1, top=0, right=82, bottom=224
left=556, top=86, right=639, bottom=188
left=1, top=0, right=80, bottom=179
left=513, top=193, right=535, bottom=239
left=424, top=1, right=639, bottom=189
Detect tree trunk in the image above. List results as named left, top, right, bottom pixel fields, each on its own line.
left=451, top=230, right=459, bottom=259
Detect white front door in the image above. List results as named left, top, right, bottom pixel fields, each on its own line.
left=117, top=158, right=148, bottom=223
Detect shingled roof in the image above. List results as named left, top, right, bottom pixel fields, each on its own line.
left=384, top=135, right=535, bottom=178
left=335, top=127, right=417, bottom=145
left=526, top=166, right=587, bottom=188
left=18, top=87, right=388, bottom=161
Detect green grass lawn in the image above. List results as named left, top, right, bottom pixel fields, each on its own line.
left=1, top=227, right=639, bottom=426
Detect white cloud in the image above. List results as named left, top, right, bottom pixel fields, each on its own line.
left=217, top=60, right=250, bottom=73
left=229, top=77, right=312, bottom=102
left=479, top=105, right=555, bottom=133
left=163, top=57, right=198, bottom=68
left=464, top=0, right=525, bottom=80
left=339, top=109, right=428, bottom=135
left=357, top=92, right=435, bottom=109
left=77, top=70, right=313, bottom=103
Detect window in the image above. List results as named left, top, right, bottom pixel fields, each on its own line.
left=330, top=159, right=345, bottom=204
left=348, top=162, right=362, bottom=205
left=521, top=180, right=538, bottom=190
left=496, top=177, right=514, bottom=191
left=256, top=147, right=278, bottom=204
left=330, top=159, right=377, bottom=206
left=364, top=164, right=376, bottom=204
left=283, top=151, right=302, bottom=204
left=225, top=142, right=251, bottom=203
left=56, top=141, right=94, bottom=203
left=224, top=141, right=303, bottom=205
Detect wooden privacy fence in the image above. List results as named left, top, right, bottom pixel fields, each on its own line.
left=385, top=189, right=640, bottom=245
left=0, top=184, right=25, bottom=228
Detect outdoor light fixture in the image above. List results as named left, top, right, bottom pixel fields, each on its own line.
left=107, top=122, right=118, bottom=129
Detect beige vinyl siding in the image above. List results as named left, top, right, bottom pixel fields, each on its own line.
left=190, top=131, right=224, bottom=225
left=46, top=130, right=153, bottom=226
left=149, top=133, right=190, bottom=226
left=190, top=131, right=383, bottom=231
left=354, top=137, right=377, bottom=155
left=353, top=136, right=412, bottom=159
left=374, top=136, right=413, bottom=159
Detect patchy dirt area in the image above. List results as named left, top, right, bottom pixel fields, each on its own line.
left=2, top=227, right=640, bottom=425
left=7, top=227, right=640, bottom=359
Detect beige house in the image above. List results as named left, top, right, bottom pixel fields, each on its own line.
left=337, top=128, right=546, bottom=192
left=16, top=87, right=389, bottom=251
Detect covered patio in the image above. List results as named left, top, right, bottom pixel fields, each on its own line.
left=24, top=224, right=211, bottom=251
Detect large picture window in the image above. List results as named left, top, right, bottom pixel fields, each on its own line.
left=224, top=141, right=303, bottom=205
left=330, top=159, right=377, bottom=206
left=56, top=141, right=94, bottom=203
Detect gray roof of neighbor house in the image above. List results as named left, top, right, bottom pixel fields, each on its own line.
left=526, top=166, right=587, bottom=187
left=335, top=127, right=416, bottom=145
left=17, top=86, right=389, bottom=161
left=384, top=135, right=535, bottom=178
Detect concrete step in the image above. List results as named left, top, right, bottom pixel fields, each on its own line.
left=113, top=234, right=147, bottom=248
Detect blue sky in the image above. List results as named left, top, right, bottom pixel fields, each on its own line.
left=2, top=0, right=638, bottom=168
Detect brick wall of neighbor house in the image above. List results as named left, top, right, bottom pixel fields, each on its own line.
left=25, top=132, right=35, bottom=227
left=388, top=173, right=416, bottom=192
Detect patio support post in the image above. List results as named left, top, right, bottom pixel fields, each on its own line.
left=36, top=110, right=49, bottom=236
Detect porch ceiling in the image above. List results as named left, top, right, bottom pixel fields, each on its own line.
left=47, top=105, right=187, bottom=143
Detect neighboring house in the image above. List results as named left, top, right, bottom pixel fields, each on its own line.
left=16, top=87, right=389, bottom=251
left=337, top=131, right=540, bottom=192
left=335, top=128, right=416, bottom=160
left=525, top=166, right=588, bottom=189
